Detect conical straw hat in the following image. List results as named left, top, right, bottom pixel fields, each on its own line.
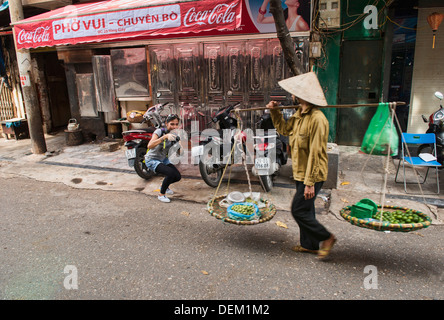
left=278, top=72, right=328, bottom=106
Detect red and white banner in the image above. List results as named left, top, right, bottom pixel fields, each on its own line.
left=13, top=0, right=243, bottom=49
left=13, top=0, right=311, bottom=49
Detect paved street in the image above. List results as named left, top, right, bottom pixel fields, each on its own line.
left=1, top=175, right=443, bottom=301
left=1, top=0, right=443, bottom=311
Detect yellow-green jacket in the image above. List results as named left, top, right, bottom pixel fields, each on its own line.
left=270, top=106, right=329, bottom=186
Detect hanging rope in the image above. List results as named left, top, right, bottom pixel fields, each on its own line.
left=235, top=110, right=253, bottom=197
left=377, top=102, right=396, bottom=228
left=210, top=109, right=252, bottom=207
left=391, top=107, right=437, bottom=218
left=357, top=102, right=436, bottom=220
left=206, top=108, right=277, bottom=225
left=209, top=129, right=238, bottom=208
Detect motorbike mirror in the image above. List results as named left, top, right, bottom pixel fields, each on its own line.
left=435, top=91, right=443, bottom=100
left=156, top=92, right=162, bottom=98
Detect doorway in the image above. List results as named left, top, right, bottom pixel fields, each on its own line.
left=43, top=52, right=71, bottom=129
left=336, top=40, right=384, bottom=145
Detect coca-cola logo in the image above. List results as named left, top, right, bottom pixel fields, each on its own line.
left=184, top=3, right=238, bottom=27
left=17, top=26, right=51, bottom=45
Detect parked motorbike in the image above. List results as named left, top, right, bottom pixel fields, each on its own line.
left=251, top=112, right=288, bottom=192
left=192, top=103, right=240, bottom=188
left=418, top=91, right=444, bottom=165
left=122, top=102, right=171, bottom=179
left=192, top=103, right=287, bottom=192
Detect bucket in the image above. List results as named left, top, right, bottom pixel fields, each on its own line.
left=67, top=119, right=79, bottom=131
left=107, top=123, right=122, bottom=139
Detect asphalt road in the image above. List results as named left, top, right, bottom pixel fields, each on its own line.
left=1, top=175, right=443, bottom=303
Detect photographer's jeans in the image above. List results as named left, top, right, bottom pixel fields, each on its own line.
left=145, top=157, right=171, bottom=172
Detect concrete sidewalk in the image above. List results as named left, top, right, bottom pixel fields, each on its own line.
left=0, top=131, right=443, bottom=225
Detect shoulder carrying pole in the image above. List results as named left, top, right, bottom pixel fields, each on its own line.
left=233, top=102, right=406, bottom=112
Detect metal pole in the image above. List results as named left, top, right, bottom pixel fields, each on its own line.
left=9, top=0, right=46, bottom=154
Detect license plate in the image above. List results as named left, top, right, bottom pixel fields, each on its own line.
left=125, top=148, right=136, bottom=159
left=192, top=145, right=204, bottom=157
left=255, top=157, right=270, bottom=170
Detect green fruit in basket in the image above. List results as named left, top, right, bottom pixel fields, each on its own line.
left=232, top=204, right=255, bottom=215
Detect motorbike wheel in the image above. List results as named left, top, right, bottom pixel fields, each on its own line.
left=134, top=148, right=155, bottom=180
left=199, top=159, right=223, bottom=188
left=259, top=175, right=273, bottom=192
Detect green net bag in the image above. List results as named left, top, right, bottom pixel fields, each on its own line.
left=360, top=103, right=399, bottom=156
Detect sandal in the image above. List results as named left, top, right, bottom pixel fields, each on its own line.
left=317, top=236, right=337, bottom=260
left=291, top=245, right=318, bottom=254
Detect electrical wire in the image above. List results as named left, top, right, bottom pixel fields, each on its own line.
left=312, top=0, right=421, bottom=70
left=386, top=15, right=418, bottom=31
left=312, top=0, right=385, bottom=34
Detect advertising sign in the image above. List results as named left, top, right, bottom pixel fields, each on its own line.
left=14, top=0, right=242, bottom=49
left=13, top=0, right=311, bottom=49
left=245, top=0, right=311, bottom=33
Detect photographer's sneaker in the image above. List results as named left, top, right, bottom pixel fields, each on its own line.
left=160, top=187, right=174, bottom=195
left=158, top=195, right=171, bottom=203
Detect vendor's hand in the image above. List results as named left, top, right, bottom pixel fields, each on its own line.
left=304, top=185, right=315, bottom=200
left=266, top=101, right=278, bottom=109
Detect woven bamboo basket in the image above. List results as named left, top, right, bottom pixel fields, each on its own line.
left=340, top=205, right=432, bottom=232
left=207, top=195, right=277, bottom=225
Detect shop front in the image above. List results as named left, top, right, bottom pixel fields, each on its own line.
left=12, top=0, right=312, bottom=137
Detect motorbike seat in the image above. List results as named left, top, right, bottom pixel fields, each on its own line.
left=124, top=127, right=156, bottom=134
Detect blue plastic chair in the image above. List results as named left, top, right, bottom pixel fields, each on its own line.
left=395, top=133, right=441, bottom=194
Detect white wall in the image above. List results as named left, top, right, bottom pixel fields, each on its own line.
left=409, top=7, right=444, bottom=133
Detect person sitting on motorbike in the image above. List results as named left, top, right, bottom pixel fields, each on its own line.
left=145, top=114, right=182, bottom=203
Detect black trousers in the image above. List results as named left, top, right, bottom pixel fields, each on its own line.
left=155, top=163, right=181, bottom=195
left=291, top=181, right=331, bottom=250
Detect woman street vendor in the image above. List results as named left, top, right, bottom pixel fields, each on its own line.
left=266, top=72, right=337, bottom=260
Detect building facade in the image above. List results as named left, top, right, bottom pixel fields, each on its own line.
left=1, top=0, right=443, bottom=146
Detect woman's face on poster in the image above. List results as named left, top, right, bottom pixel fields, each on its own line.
left=285, top=0, right=300, bottom=8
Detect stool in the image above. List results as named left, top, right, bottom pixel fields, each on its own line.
left=65, top=129, right=84, bottom=146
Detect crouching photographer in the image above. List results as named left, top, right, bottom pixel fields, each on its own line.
left=145, top=114, right=182, bottom=203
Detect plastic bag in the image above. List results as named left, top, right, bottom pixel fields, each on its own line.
left=360, top=103, right=399, bottom=156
